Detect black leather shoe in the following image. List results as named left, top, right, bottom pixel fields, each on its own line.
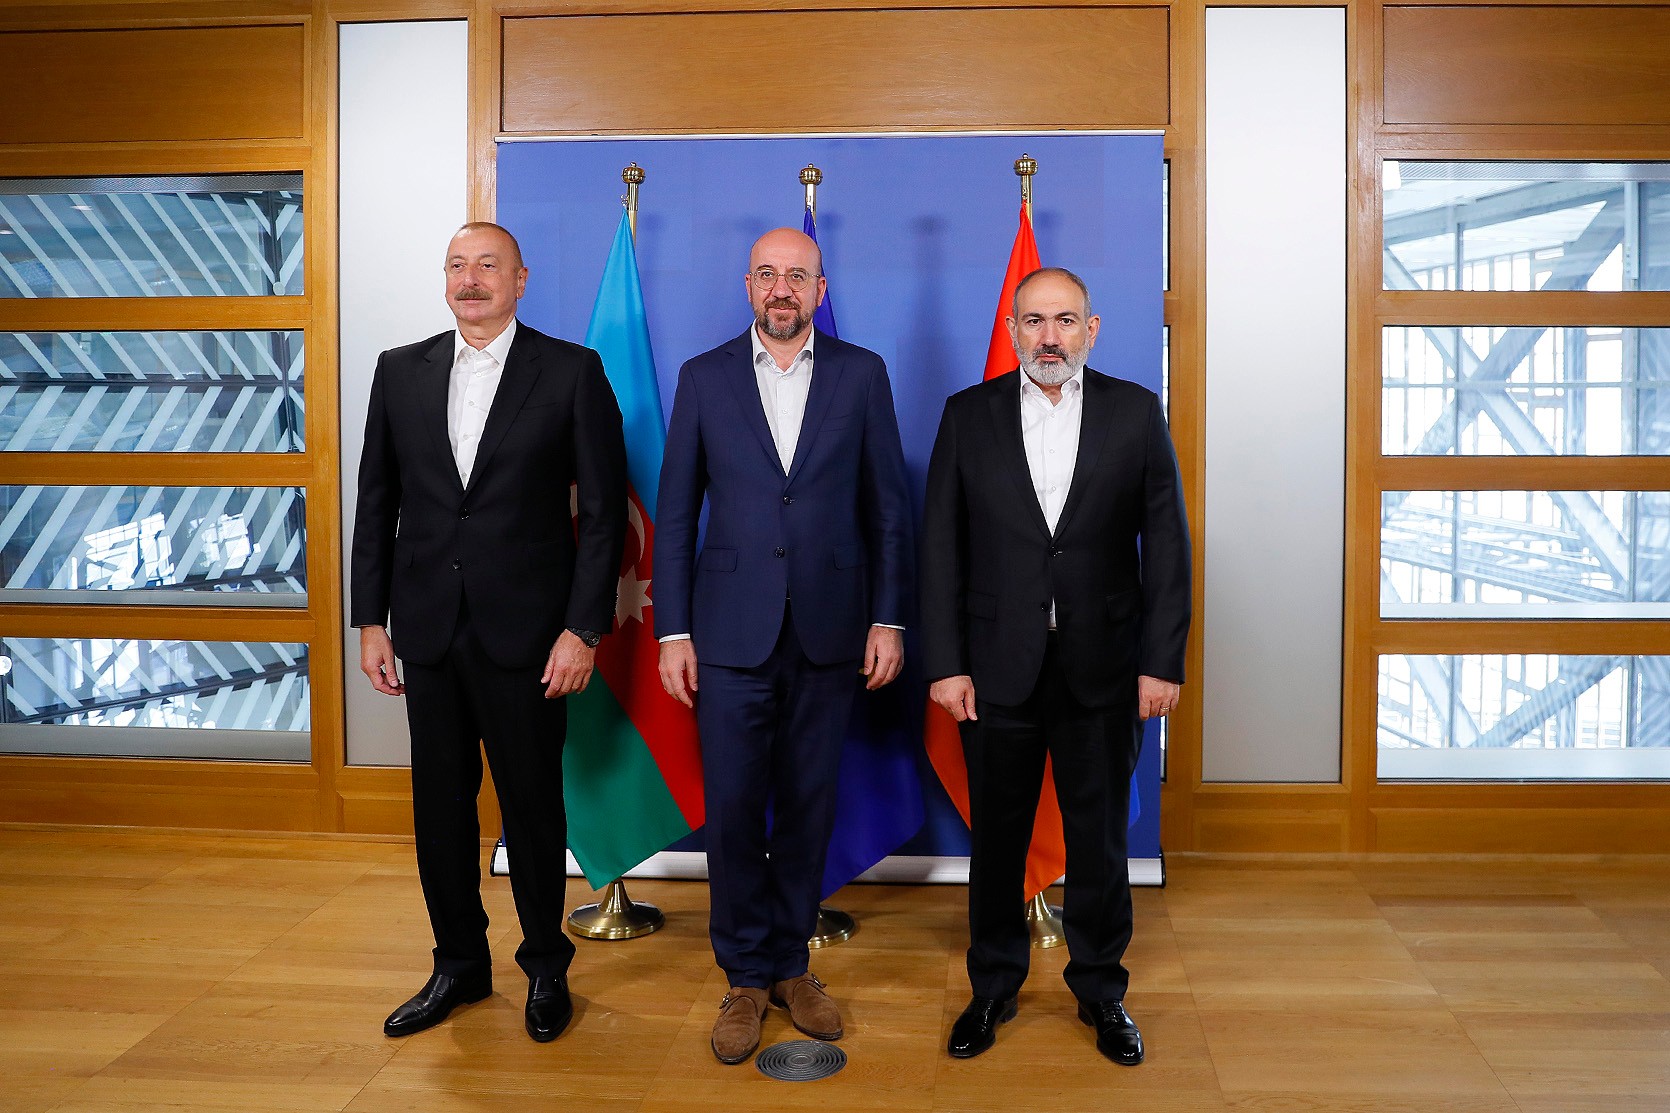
left=947, top=996, right=1018, bottom=1059
left=525, top=975, right=573, bottom=1042
left=1078, top=999, right=1144, bottom=1065
left=383, top=973, right=492, bottom=1037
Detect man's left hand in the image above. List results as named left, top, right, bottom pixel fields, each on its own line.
left=1138, top=676, right=1181, bottom=719
left=861, top=626, right=904, bottom=690
left=542, top=631, right=596, bottom=698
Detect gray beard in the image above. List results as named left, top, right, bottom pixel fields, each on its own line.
left=1019, top=352, right=1083, bottom=386
left=757, top=306, right=812, bottom=341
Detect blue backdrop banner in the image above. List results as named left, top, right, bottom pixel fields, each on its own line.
left=498, top=132, right=1166, bottom=867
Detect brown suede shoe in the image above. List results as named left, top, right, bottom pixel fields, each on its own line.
left=711, top=986, right=769, bottom=1064
left=770, top=972, right=843, bottom=1040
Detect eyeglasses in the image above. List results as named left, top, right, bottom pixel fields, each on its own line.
left=749, top=267, right=821, bottom=292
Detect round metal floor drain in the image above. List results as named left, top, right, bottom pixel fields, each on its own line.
left=755, top=1039, right=847, bottom=1081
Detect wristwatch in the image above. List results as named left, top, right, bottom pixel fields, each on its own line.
left=566, top=627, right=603, bottom=649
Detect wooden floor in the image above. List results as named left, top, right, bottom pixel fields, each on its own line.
left=4, top=828, right=1670, bottom=1113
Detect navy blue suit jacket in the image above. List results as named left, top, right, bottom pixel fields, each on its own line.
left=654, top=328, right=913, bottom=668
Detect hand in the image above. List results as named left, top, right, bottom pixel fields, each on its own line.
left=658, top=639, right=698, bottom=708
left=359, top=626, right=404, bottom=696
left=541, top=631, right=595, bottom=698
left=929, top=675, right=979, bottom=722
left=861, top=626, right=904, bottom=690
left=1138, top=675, right=1181, bottom=720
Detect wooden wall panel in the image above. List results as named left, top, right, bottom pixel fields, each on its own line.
left=0, top=24, right=306, bottom=143
left=1384, top=5, right=1670, bottom=126
left=501, top=7, right=1170, bottom=134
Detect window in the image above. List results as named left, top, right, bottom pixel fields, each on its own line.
left=0, top=174, right=303, bottom=298
left=0, top=174, right=310, bottom=764
left=1377, top=161, right=1670, bottom=780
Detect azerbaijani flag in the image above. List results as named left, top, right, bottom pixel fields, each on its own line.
left=563, top=211, right=704, bottom=887
left=923, top=205, right=1140, bottom=900
left=804, top=205, right=927, bottom=899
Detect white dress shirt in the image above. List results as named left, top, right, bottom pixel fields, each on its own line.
left=1019, top=368, right=1084, bottom=628
left=448, top=318, right=517, bottom=486
left=750, top=326, right=815, bottom=472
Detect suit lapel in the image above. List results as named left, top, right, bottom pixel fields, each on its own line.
left=987, top=372, right=1052, bottom=539
left=1052, top=369, right=1114, bottom=539
left=721, top=329, right=788, bottom=475
left=785, top=330, right=844, bottom=485
left=464, top=325, right=539, bottom=496
left=416, top=332, right=462, bottom=493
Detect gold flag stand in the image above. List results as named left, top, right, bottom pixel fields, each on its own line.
left=809, top=905, right=857, bottom=948
left=1026, top=891, right=1065, bottom=949
left=567, top=162, right=665, bottom=944
left=797, top=160, right=856, bottom=952
left=569, top=877, right=666, bottom=940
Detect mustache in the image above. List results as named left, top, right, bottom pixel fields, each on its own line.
left=454, top=287, right=493, bottom=301
left=765, top=297, right=798, bottom=310
left=1031, top=344, right=1069, bottom=360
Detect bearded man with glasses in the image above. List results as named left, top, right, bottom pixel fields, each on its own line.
left=654, top=227, right=913, bottom=1064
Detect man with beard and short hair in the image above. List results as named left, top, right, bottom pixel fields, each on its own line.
left=921, top=266, right=1191, bottom=1066
left=352, top=221, right=626, bottom=1043
left=654, top=227, right=913, bottom=1064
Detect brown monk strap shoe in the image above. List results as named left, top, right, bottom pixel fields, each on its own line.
left=770, top=972, right=843, bottom=1040
left=711, top=986, right=769, bottom=1064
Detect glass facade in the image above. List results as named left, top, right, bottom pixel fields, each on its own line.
left=0, top=486, right=307, bottom=605
left=1378, top=654, right=1670, bottom=779
left=1383, top=162, right=1670, bottom=293
left=1383, top=326, right=1670, bottom=456
left=1382, top=490, right=1670, bottom=618
left=0, top=636, right=309, bottom=761
left=1, top=331, right=304, bottom=452
left=0, top=174, right=304, bottom=298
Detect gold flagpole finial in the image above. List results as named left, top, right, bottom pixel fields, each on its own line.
left=800, top=163, right=823, bottom=220
left=622, top=163, right=645, bottom=239
left=1015, top=154, right=1037, bottom=221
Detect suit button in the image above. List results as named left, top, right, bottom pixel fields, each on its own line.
left=774, top=547, right=786, bottom=558
left=1039, top=602, right=1048, bottom=611
left=782, top=496, right=794, bottom=505
left=1051, top=548, right=1063, bottom=558
left=451, top=559, right=462, bottom=570
left=459, top=508, right=470, bottom=519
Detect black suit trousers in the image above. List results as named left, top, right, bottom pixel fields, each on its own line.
left=961, top=634, right=1142, bottom=1004
left=402, top=600, right=576, bottom=981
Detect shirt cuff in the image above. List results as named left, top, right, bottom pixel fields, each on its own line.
left=872, top=623, right=905, bottom=631
left=658, top=633, right=693, bottom=643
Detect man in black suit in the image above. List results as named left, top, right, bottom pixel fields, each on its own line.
left=351, top=222, right=626, bottom=1042
left=922, top=267, right=1190, bottom=1066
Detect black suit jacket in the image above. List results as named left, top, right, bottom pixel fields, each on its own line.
left=350, top=324, right=627, bottom=669
left=921, top=368, right=1191, bottom=708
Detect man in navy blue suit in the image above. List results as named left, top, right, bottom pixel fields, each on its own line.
left=654, top=227, right=913, bottom=1064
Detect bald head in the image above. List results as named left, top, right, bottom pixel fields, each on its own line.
left=746, top=227, right=827, bottom=346
left=749, top=227, right=822, bottom=274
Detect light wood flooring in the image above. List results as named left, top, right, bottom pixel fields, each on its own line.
left=4, top=826, right=1670, bottom=1112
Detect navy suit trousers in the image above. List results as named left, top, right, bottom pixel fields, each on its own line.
left=696, top=605, right=857, bottom=988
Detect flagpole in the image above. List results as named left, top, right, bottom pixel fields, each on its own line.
left=565, top=162, right=668, bottom=943
left=800, top=163, right=821, bottom=220
left=797, top=160, right=857, bottom=950
left=1012, top=152, right=1065, bottom=949
left=1016, top=153, right=1036, bottom=223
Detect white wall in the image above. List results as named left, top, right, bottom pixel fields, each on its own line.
left=1202, top=8, right=1347, bottom=782
left=338, top=20, right=470, bottom=765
